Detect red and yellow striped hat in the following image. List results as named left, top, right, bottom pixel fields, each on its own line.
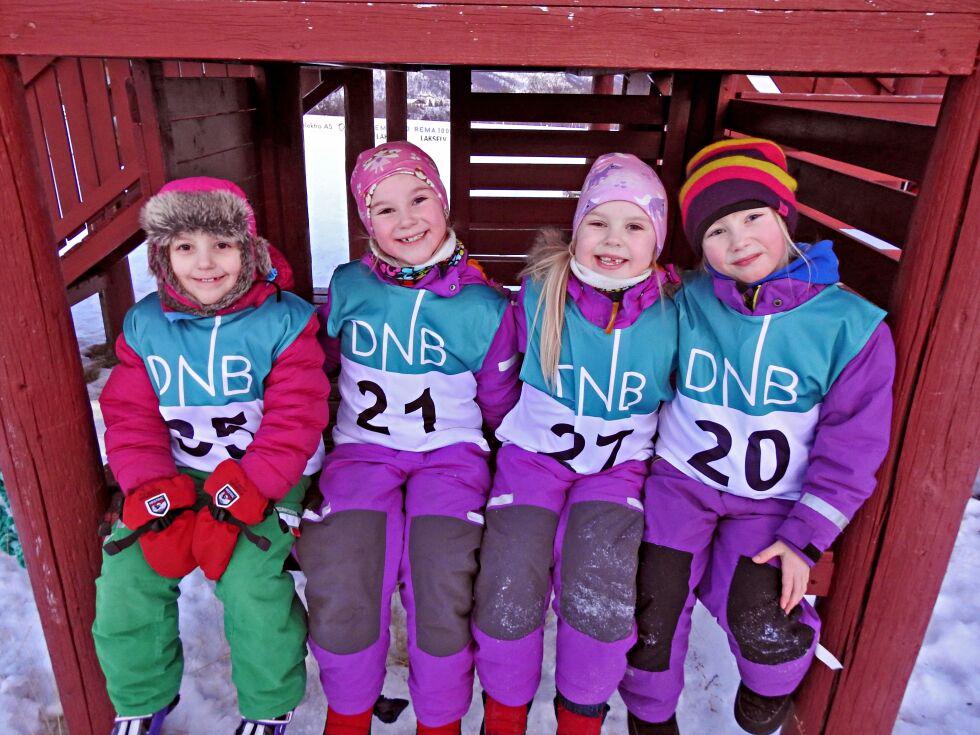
left=679, top=137, right=798, bottom=253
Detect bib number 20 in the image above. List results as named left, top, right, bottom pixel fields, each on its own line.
left=687, top=420, right=790, bottom=492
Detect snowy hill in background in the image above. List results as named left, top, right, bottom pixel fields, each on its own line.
left=308, top=69, right=595, bottom=120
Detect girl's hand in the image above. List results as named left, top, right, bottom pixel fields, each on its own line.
left=752, top=540, right=811, bottom=614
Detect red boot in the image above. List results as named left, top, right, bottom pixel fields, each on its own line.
left=323, top=706, right=373, bottom=735
left=554, top=696, right=606, bottom=735
left=417, top=719, right=461, bottom=734
left=482, top=693, right=529, bottom=735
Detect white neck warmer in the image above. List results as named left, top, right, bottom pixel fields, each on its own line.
left=570, top=257, right=653, bottom=291
left=370, top=231, right=457, bottom=270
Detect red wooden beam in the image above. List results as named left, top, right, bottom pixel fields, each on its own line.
left=255, top=63, right=314, bottom=300
left=1, top=3, right=976, bottom=75
left=385, top=69, right=408, bottom=142
left=788, top=67, right=980, bottom=735
left=0, top=56, right=114, bottom=734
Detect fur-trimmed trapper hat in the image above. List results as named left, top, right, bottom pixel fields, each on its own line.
left=139, top=177, right=273, bottom=315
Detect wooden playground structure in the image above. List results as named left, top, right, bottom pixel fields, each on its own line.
left=0, top=2, right=978, bottom=733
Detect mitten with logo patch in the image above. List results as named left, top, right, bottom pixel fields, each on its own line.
left=193, top=459, right=273, bottom=580
left=121, top=474, right=199, bottom=578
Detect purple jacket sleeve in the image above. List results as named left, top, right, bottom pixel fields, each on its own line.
left=100, top=334, right=179, bottom=494
left=317, top=290, right=342, bottom=377
left=239, top=315, right=331, bottom=499
left=474, top=301, right=521, bottom=431
left=776, top=322, right=896, bottom=565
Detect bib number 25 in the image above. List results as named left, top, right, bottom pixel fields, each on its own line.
left=687, top=420, right=790, bottom=492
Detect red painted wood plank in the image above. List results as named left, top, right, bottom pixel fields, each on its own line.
left=788, top=68, right=980, bottom=735
left=56, top=58, right=101, bottom=200
left=470, top=162, right=591, bottom=190
left=789, top=156, right=915, bottom=249
left=104, top=59, right=140, bottom=168
left=52, top=167, right=140, bottom=243
left=158, top=76, right=256, bottom=120
left=34, top=64, right=81, bottom=215
left=449, top=67, right=473, bottom=241
left=254, top=63, right=313, bottom=300
left=385, top=70, right=408, bottom=142
left=737, top=92, right=943, bottom=125
left=725, top=99, right=935, bottom=181
left=23, top=83, right=60, bottom=223
left=468, top=227, right=543, bottom=254
left=79, top=58, right=122, bottom=180
left=471, top=196, right=578, bottom=225
left=170, top=110, right=256, bottom=164
left=16, top=54, right=55, bottom=84
left=0, top=56, right=114, bottom=735
left=1, top=4, right=976, bottom=75
left=60, top=199, right=142, bottom=284
left=469, top=91, right=667, bottom=125
left=471, top=128, right=662, bottom=158
left=797, top=206, right=899, bottom=310
left=342, top=69, right=374, bottom=260
left=202, top=62, right=228, bottom=77
left=171, top=142, right=258, bottom=182
left=807, top=552, right=834, bottom=597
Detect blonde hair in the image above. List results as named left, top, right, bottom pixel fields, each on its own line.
left=522, top=229, right=574, bottom=388
left=523, top=227, right=665, bottom=387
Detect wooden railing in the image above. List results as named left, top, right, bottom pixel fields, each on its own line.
left=725, top=97, right=938, bottom=309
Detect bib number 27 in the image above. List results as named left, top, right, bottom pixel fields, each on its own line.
left=687, top=420, right=790, bottom=492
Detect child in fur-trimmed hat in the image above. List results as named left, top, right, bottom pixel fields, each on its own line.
left=94, top=176, right=329, bottom=735
left=620, top=138, right=896, bottom=735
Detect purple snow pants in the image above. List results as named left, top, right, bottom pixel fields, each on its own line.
left=473, top=444, right=646, bottom=708
left=297, top=442, right=489, bottom=727
left=619, top=460, right=821, bottom=723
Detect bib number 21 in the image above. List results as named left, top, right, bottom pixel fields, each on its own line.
left=687, top=420, right=790, bottom=492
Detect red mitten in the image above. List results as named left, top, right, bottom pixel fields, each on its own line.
left=121, top=475, right=198, bottom=578
left=192, top=507, right=243, bottom=581
left=203, top=459, right=271, bottom=525
left=192, top=460, right=272, bottom=580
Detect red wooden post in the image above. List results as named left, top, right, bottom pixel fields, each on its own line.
left=343, top=69, right=375, bottom=260
left=0, top=56, right=113, bottom=734
left=449, top=67, right=472, bottom=242
left=256, top=63, right=314, bottom=301
left=99, top=257, right=136, bottom=344
left=788, top=68, right=980, bottom=735
left=591, top=73, right=616, bottom=131
left=386, top=70, right=408, bottom=143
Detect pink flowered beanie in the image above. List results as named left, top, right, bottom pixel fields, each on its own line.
left=350, top=141, right=449, bottom=238
left=139, top=177, right=273, bottom=315
left=572, top=153, right=668, bottom=256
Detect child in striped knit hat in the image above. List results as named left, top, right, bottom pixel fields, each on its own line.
left=619, top=138, right=896, bottom=735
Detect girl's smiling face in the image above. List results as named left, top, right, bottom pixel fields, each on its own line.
left=701, top=206, right=791, bottom=285
left=369, top=173, right=448, bottom=266
left=169, top=231, right=243, bottom=304
left=573, top=200, right=658, bottom=279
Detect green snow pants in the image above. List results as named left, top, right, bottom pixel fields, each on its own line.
left=92, top=470, right=309, bottom=719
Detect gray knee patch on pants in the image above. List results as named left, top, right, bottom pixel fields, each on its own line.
left=409, top=514, right=483, bottom=657
left=728, top=556, right=815, bottom=665
left=474, top=505, right=558, bottom=641
left=559, top=501, right=643, bottom=643
left=297, top=509, right=386, bottom=655
left=628, top=542, right=693, bottom=672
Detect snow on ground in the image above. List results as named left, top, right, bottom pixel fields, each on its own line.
left=3, top=117, right=978, bottom=733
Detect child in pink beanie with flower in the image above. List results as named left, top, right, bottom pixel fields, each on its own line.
left=298, top=142, right=520, bottom=735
